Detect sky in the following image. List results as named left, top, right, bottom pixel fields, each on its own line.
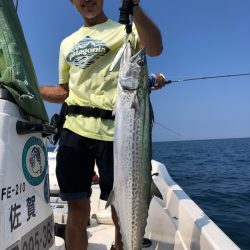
left=17, top=0, right=250, bottom=142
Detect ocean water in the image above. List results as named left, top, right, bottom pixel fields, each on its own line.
left=152, top=137, right=250, bottom=250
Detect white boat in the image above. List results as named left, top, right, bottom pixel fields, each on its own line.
left=0, top=87, right=64, bottom=250
left=0, top=84, right=240, bottom=250
left=0, top=78, right=241, bottom=250
left=48, top=147, right=240, bottom=250
left=0, top=85, right=241, bottom=250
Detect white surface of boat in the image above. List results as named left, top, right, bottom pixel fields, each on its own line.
left=49, top=148, right=240, bottom=250
left=0, top=85, right=240, bottom=250
left=0, top=89, right=64, bottom=250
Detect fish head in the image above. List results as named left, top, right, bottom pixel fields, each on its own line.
left=119, top=43, right=147, bottom=91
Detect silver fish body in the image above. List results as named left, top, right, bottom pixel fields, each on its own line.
left=107, top=42, right=153, bottom=250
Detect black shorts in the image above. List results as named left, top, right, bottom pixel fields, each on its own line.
left=56, top=128, right=114, bottom=201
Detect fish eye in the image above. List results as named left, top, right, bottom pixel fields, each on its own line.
left=137, top=60, right=144, bottom=66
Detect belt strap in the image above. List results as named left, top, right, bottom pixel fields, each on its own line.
left=66, top=105, right=114, bottom=120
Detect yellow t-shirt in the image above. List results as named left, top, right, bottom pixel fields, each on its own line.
left=59, top=19, right=138, bottom=141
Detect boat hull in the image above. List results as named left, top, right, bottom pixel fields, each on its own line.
left=0, top=94, right=63, bottom=249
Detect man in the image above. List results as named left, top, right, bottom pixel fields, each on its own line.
left=39, top=0, right=164, bottom=249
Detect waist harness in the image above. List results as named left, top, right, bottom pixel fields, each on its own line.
left=50, top=103, right=114, bottom=145
left=66, top=105, right=114, bottom=120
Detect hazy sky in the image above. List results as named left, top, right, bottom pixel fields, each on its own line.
left=18, top=0, right=250, bottom=142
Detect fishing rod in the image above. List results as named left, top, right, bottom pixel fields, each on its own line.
left=164, top=73, right=250, bottom=84
left=152, top=72, right=250, bottom=136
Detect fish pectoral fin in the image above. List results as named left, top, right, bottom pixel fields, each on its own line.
left=151, top=181, right=163, bottom=200
left=105, top=190, right=115, bottom=209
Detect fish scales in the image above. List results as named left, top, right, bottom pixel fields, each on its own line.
left=108, top=42, right=153, bottom=250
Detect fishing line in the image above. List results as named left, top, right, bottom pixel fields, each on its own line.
left=154, top=121, right=180, bottom=136
left=165, top=72, right=250, bottom=84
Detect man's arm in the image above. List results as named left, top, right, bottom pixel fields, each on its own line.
left=39, top=83, right=69, bottom=103
left=132, top=1, right=163, bottom=56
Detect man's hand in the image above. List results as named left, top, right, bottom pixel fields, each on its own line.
left=151, top=73, right=166, bottom=90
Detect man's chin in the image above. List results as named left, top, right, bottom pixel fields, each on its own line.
left=84, top=12, right=98, bottom=19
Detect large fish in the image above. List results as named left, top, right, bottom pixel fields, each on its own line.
left=107, top=42, right=153, bottom=250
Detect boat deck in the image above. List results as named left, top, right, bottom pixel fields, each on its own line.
left=49, top=152, right=240, bottom=250
left=87, top=185, right=115, bottom=250
left=51, top=184, right=161, bottom=250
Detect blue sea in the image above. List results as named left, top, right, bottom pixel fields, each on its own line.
left=152, top=137, right=250, bottom=250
